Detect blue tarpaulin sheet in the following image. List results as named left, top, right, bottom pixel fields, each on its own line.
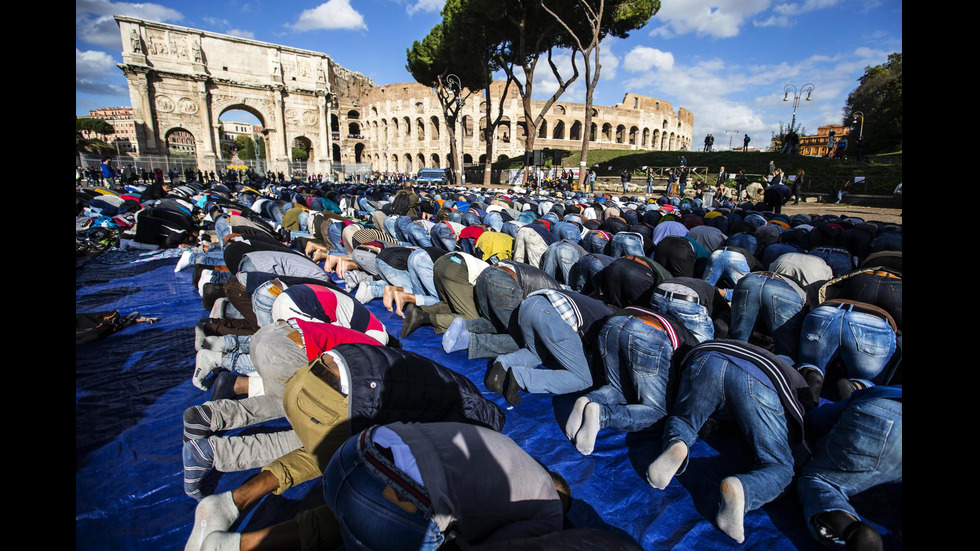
left=76, top=249, right=901, bottom=550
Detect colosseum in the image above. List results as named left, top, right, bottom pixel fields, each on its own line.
left=113, top=17, right=693, bottom=179
left=351, top=80, right=694, bottom=175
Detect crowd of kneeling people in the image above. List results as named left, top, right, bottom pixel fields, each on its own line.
left=140, top=175, right=899, bottom=551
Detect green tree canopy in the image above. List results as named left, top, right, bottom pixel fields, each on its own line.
left=843, top=52, right=902, bottom=154
left=76, top=117, right=115, bottom=137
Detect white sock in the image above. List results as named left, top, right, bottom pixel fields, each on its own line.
left=565, top=396, right=589, bottom=441
left=574, top=401, right=601, bottom=455
left=647, top=440, right=688, bottom=490
left=716, top=476, right=746, bottom=543
left=185, top=492, right=238, bottom=551
left=201, top=531, right=241, bottom=551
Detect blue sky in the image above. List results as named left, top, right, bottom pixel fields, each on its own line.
left=76, top=0, right=902, bottom=149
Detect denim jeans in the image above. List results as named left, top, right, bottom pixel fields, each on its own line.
left=797, top=397, right=902, bottom=542
left=383, top=216, right=404, bottom=245
left=729, top=273, right=806, bottom=358
left=327, top=222, right=347, bottom=253
left=251, top=279, right=285, bottom=328
left=407, top=249, right=439, bottom=305
left=808, top=247, right=855, bottom=277
left=650, top=292, right=714, bottom=343
left=568, top=254, right=613, bottom=293
left=323, top=428, right=444, bottom=551
left=701, top=249, right=752, bottom=300
left=376, top=258, right=413, bottom=289
left=726, top=233, right=758, bottom=256
left=585, top=316, right=672, bottom=431
left=609, top=232, right=645, bottom=258
left=664, top=352, right=795, bottom=512
left=429, top=223, right=457, bottom=251
left=541, top=241, right=584, bottom=286
left=215, top=217, right=232, bottom=244
left=760, top=243, right=803, bottom=269
left=582, top=231, right=610, bottom=255
left=483, top=211, right=503, bottom=232
left=797, top=304, right=897, bottom=383
left=551, top=221, right=582, bottom=244
left=496, top=295, right=593, bottom=395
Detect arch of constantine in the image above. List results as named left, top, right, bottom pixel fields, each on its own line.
left=115, top=16, right=693, bottom=177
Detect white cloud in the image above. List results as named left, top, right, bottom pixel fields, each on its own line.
left=622, top=46, right=674, bottom=73
left=648, top=0, right=772, bottom=39
left=289, top=0, right=368, bottom=32
left=406, top=0, right=445, bottom=16
left=76, top=0, right=184, bottom=49
left=773, top=0, right=842, bottom=17
left=753, top=15, right=790, bottom=28
left=76, top=49, right=117, bottom=78
left=598, top=38, right=620, bottom=81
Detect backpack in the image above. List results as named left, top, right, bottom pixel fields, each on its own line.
left=76, top=311, right=139, bottom=345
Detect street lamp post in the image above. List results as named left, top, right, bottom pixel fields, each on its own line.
left=783, top=83, right=815, bottom=132
left=852, top=111, right=865, bottom=140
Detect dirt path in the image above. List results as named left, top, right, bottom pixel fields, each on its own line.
left=774, top=201, right=903, bottom=225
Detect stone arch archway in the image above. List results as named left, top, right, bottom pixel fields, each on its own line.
left=116, top=17, right=343, bottom=175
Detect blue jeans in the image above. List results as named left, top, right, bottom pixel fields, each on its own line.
left=483, top=211, right=503, bottom=232
left=251, top=279, right=283, bottom=328
left=797, top=397, right=902, bottom=542
left=760, top=243, right=803, bottom=269
left=496, top=295, right=593, bottom=395
left=429, top=223, right=456, bottom=251
left=609, top=232, right=645, bottom=258
left=797, top=304, right=896, bottom=383
left=541, top=241, right=584, bottom=286
left=701, top=249, right=752, bottom=300
left=327, top=222, right=347, bottom=254
left=585, top=316, right=672, bottom=431
left=729, top=273, right=806, bottom=358
left=407, top=249, right=439, bottom=304
left=376, top=258, right=413, bottom=289
left=582, top=231, right=610, bottom=255
left=808, top=247, right=855, bottom=277
left=383, top=217, right=404, bottom=245
left=646, top=180, right=653, bottom=194
left=403, top=222, right=433, bottom=248
left=215, top=217, right=232, bottom=244
left=568, top=254, right=613, bottom=293
left=551, top=222, right=581, bottom=244
left=650, top=292, right=714, bottom=343
left=664, top=352, right=795, bottom=512
left=725, top=233, right=758, bottom=256
left=323, top=428, right=444, bottom=551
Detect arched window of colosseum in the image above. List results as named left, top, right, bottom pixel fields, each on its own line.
left=602, top=123, right=612, bottom=141
left=331, top=114, right=340, bottom=133
left=517, top=118, right=527, bottom=140
left=591, top=108, right=598, bottom=118
left=553, top=120, right=565, bottom=140
left=392, top=154, right=399, bottom=171
left=464, top=153, right=473, bottom=164
left=463, top=115, right=473, bottom=138
left=498, top=154, right=508, bottom=162
left=615, top=125, right=626, bottom=144
left=669, top=132, right=675, bottom=150
left=479, top=154, right=487, bottom=165
left=590, top=123, right=597, bottom=141
left=348, top=110, right=360, bottom=120
left=418, top=153, right=426, bottom=168
left=570, top=121, right=582, bottom=140
left=499, top=118, right=511, bottom=143
left=642, top=128, right=650, bottom=147
left=431, top=153, right=440, bottom=167
left=417, top=118, right=425, bottom=141
left=629, top=126, right=638, bottom=145
left=653, top=129, right=661, bottom=149
left=555, top=105, right=566, bottom=115
left=479, top=117, right=487, bottom=142
left=404, top=154, right=413, bottom=172
left=332, top=143, right=341, bottom=162
left=371, top=107, right=378, bottom=118
left=416, top=102, right=424, bottom=114
left=403, top=117, right=411, bottom=136
left=392, top=118, right=399, bottom=136
left=354, top=143, right=365, bottom=163
left=349, top=122, right=361, bottom=137
left=430, top=116, right=440, bottom=141
left=538, top=120, right=548, bottom=139
left=662, top=119, right=668, bottom=129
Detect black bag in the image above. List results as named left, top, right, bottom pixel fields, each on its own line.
left=76, top=311, right=139, bottom=345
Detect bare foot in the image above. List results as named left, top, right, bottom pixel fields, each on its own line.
left=383, top=286, right=402, bottom=312
left=393, top=289, right=416, bottom=318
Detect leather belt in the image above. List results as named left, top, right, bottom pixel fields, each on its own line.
left=655, top=288, right=701, bottom=305
left=496, top=264, right=519, bottom=283
left=823, top=299, right=898, bottom=334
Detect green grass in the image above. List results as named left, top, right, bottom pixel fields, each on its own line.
left=493, top=148, right=902, bottom=195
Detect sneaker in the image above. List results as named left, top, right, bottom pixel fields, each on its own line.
left=183, top=437, right=215, bottom=500
left=442, top=317, right=470, bottom=354
left=344, top=270, right=367, bottom=293
left=193, top=349, right=223, bottom=390
left=354, top=281, right=376, bottom=304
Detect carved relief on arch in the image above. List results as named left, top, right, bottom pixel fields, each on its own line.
left=284, top=109, right=299, bottom=125
left=178, top=97, right=199, bottom=114
left=155, top=95, right=175, bottom=113
left=302, top=110, right=318, bottom=126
